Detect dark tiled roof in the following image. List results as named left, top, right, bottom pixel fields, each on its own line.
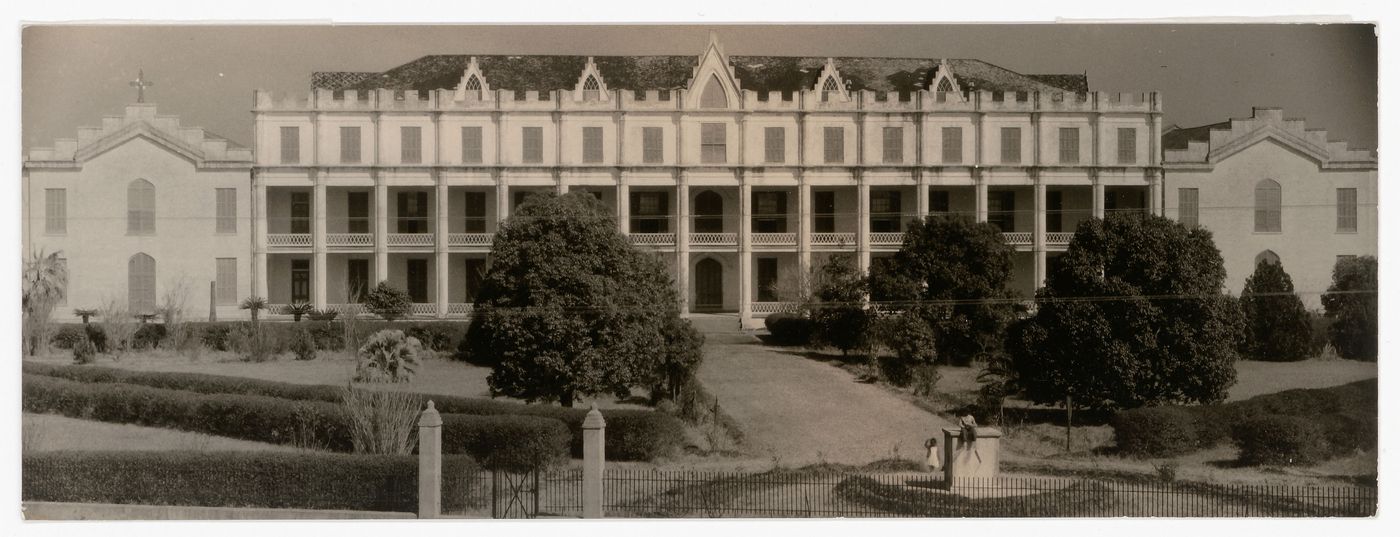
left=1162, top=121, right=1229, bottom=151
left=316, top=54, right=1090, bottom=94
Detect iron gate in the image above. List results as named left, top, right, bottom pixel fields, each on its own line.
left=490, top=468, right=540, bottom=519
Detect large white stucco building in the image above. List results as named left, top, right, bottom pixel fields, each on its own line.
left=23, top=103, right=254, bottom=320
left=250, top=33, right=1163, bottom=327
left=1163, top=108, right=1377, bottom=307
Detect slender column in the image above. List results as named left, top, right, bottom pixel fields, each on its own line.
left=856, top=176, right=871, bottom=273
left=312, top=173, right=328, bottom=309
left=1148, top=170, right=1163, bottom=217
left=1033, top=178, right=1047, bottom=289
left=435, top=178, right=450, bottom=318
left=252, top=175, right=269, bottom=302
left=916, top=170, right=930, bottom=220
left=797, top=177, right=812, bottom=281
left=617, top=182, right=630, bottom=235
left=739, top=180, right=752, bottom=324
left=975, top=173, right=989, bottom=223
left=1092, top=174, right=1106, bottom=220
left=496, top=176, right=510, bottom=226
left=676, top=176, right=690, bottom=316
left=374, top=175, right=389, bottom=284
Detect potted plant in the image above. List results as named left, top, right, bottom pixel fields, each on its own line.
left=283, top=301, right=315, bottom=322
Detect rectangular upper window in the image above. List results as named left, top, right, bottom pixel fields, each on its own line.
left=701, top=123, right=726, bottom=164
left=1118, top=128, right=1137, bottom=164
left=464, top=191, right=487, bottom=233
left=400, top=126, right=422, bottom=164
left=45, top=188, right=66, bottom=234
left=339, top=126, right=361, bottom=164
left=882, top=127, right=903, bottom=164
left=823, top=126, right=845, bottom=164
left=347, top=191, right=369, bottom=233
left=642, top=127, right=664, bottom=164
left=1059, top=127, right=1079, bottom=164
left=215, top=188, right=237, bottom=233
left=764, top=127, right=785, bottom=164
left=1337, top=188, right=1358, bottom=232
left=582, top=126, right=604, bottom=164
left=522, top=126, right=544, bottom=164
left=1178, top=188, right=1199, bottom=228
left=279, top=126, right=299, bottom=164
left=941, top=127, right=963, bottom=164
left=1000, top=127, right=1021, bottom=164
left=215, top=258, right=238, bottom=305
left=461, top=126, right=483, bottom=164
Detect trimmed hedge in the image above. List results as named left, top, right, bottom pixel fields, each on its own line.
left=23, top=451, right=479, bottom=513
left=23, top=362, right=684, bottom=461
left=1110, top=406, right=1200, bottom=457
left=22, top=374, right=570, bottom=468
left=835, top=475, right=1112, bottom=517
left=764, top=312, right=813, bottom=346
left=1232, top=415, right=1329, bottom=466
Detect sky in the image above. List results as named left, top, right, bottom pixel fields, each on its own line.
left=21, top=24, right=1378, bottom=151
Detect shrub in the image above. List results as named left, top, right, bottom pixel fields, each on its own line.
left=131, top=323, right=167, bottom=350
left=406, top=324, right=454, bottom=352
left=355, top=330, right=422, bottom=382
left=342, top=387, right=421, bottom=454
left=1240, top=260, right=1313, bottom=361
left=201, top=324, right=233, bottom=351
left=1110, top=406, right=1201, bottom=457
left=308, top=321, right=345, bottom=351
left=232, top=323, right=280, bottom=362
left=441, top=414, right=571, bottom=472
left=764, top=312, right=812, bottom=346
left=22, top=451, right=479, bottom=513
left=282, top=301, right=314, bottom=322
left=1233, top=415, right=1329, bottom=466
left=1322, top=256, right=1377, bottom=361
left=810, top=255, right=871, bottom=355
left=364, top=282, right=412, bottom=321
left=50, top=325, right=87, bottom=350
left=71, top=337, right=97, bottom=365
left=291, top=329, right=318, bottom=361
left=307, top=308, right=339, bottom=322
left=84, top=324, right=108, bottom=354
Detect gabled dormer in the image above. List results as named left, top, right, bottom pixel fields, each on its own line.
left=453, top=57, right=491, bottom=101
left=930, top=59, right=964, bottom=100
left=686, top=31, right=742, bottom=110
left=572, top=57, right=611, bottom=102
left=814, top=58, right=850, bottom=103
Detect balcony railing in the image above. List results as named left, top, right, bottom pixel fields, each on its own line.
left=326, top=233, right=373, bottom=247
left=449, top=233, right=493, bottom=247
left=387, top=233, right=434, bottom=247
left=869, top=232, right=906, bottom=246
left=751, top=233, right=797, bottom=247
left=409, top=303, right=437, bottom=316
left=1003, top=232, right=1033, bottom=245
left=447, top=303, right=475, bottom=317
left=629, top=233, right=677, bottom=247
left=811, top=232, right=857, bottom=247
left=267, top=234, right=311, bottom=248
left=751, top=302, right=796, bottom=315
left=691, top=233, right=738, bottom=247
left=328, top=303, right=368, bottom=316
left=1046, top=232, right=1074, bottom=246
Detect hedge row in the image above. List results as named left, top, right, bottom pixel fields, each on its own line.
left=1111, top=379, right=1378, bottom=460
left=22, top=374, right=569, bottom=469
left=834, top=476, right=1112, bottom=517
left=23, top=362, right=684, bottom=461
left=23, top=451, right=480, bottom=513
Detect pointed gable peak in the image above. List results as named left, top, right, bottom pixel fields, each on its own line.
left=572, top=56, right=611, bottom=102
left=453, top=57, right=492, bottom=101
left=815, top=57, right=850, bottom=102
left=688, top=31, right=741, bottom=109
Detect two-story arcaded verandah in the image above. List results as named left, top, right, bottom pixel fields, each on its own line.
left=252, top=33, right=1163, bottom=327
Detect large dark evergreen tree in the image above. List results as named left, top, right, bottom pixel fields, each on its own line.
left=1006, top=214, right=1243, bottom=411
left=1239, top=259, right=1313, bottom=361
left=809, top=254, right=871, bottom=356
left=1322, top=256, right=1378, bottom=361
left=458, top=192, right=703, bottom=406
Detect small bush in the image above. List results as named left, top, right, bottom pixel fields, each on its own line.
left=50, top=325, right=87, bottom=350
left=406, top=324, right=454, bottom=352
left=308, top=322, right=345, bottom=351
left=342, top=388, right=421, bottom=454
left=291, top=329, right=317, bottom=361
left=131, top=323, right=167, bottom=350
left=201, top=324, right=233, bottom=351
left=355, top=330, right=422, bottom=383
left=84, top=324, right=108, bottom=353
left=1233, top=415, right=1329, bottom=466
left=441, top=414, right=571, bottom=472
left=72, top=338, right=97, bottom=365
left=1111, top=406, right=1201, bottom=457
left=764, top=312, right=812, bottom=346
left=22, top=451, right=479, bottom=513
left=364, top=282, right=412, bottom=321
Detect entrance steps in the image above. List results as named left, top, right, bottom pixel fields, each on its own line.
left=685, top=313, right=744, bottom=334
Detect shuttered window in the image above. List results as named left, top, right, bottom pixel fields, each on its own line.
left=701, top=123, right=726, bottom=164
left=215, top=258, right=238, bottom=305
left=1118, top=128, right=1137, bottom=164
left=127, top=179, right=155, bottom=235
left=823, top=126, right=844, bottom=164
left=941, top=127, right=963, bottom=164
left=882, top=127, right=903, bottom=164
left=642, top=127, right=664, bottom=164
left=1255, top=179, right=1282, bottom=233
left=461, top=126, right=483, bottom=164
left=45, top=188, right=66, bottom=234
left=1000, top=127, right=1021, bottom=164
left=1059, top=127, right=1079, bottom=164
left=1178, top=188, right=1199, bottom=228
left=1337, top=188, right=1358, bottom=232
left=522, top=127, right=544, bottom=163
left=128, top=253, right=156, bottom=314
left=764, top=127, right=785, bottom=164
left=401, top=126, right=422, bottom=164
left=582, top=126, right=604, bottom=164
left=215, top=188, right=237, bottom=233
left=340, top=126, right=361, bottom=164
left=279, top=126, right=299, bottom=164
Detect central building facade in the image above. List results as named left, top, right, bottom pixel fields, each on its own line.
left=251, top=34, right=1163, bottom=326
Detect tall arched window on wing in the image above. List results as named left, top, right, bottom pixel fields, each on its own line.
left=821, top=76, right=841, bottom=102
left=582, top=76, right=601, bottom=101
left=128, top=178, right=155, bottom=235
left=464, top=76, right=483, bottom=100
left=1255, top=250, right=1280, bottom=268
left=128, top=253, right=156, bottom=315
left=1254, top=179, right=1282, bottom=233
left=699, top=74, right=728, bottom=109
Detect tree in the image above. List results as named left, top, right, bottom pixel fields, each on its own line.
left=1239, top=260, right=1313, bottom=361
left=22, top=249, right=68, bottom=356
left=809, top=254, right=871, bottom=355
left=1007, top=214, right=1242, bottom=412
left=460, top=192, right=703, bottom=407
left=869, top=216, right=1018, bottom=365
left=1321, top=256, right=1377, bottom=361
left=363, top=282, right=412, bottom=321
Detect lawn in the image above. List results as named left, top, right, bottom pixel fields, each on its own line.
left=23, top=413, right=313, bottom=453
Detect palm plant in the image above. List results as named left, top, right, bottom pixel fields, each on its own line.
left=239, top=296, right=268, bottom=323
left=73, top=308, right=98, bottom=324
left=354, top=330, right=423, bottom=383
left=283, top=301, right=315, bottom=322
left=22, top=249, right=68, bottom=356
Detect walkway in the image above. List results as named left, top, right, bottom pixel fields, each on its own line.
left=693, top=317, right=950, bottom=466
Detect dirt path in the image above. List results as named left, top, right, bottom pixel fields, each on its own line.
left=697, top=332, right=950, bottom=466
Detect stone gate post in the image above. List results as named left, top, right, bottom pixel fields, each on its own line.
left=418, top=400, right=443, bottom=519
left=582, top=403, right=606, bottom=518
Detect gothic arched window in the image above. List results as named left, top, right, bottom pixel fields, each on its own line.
left=464, top=76, right=482, bottom=100
left=821, top=76, right=841, bottom=102
left=700, top=74, right=728, bottom=109
left=1254, top=179, right=1282, bottom=232
left=128, top=178, right=155, bottom=235
left=582, top=76, right=600, bottom=101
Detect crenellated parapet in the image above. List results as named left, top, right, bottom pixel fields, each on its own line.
left=25, top=103, right=252, bottom=167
